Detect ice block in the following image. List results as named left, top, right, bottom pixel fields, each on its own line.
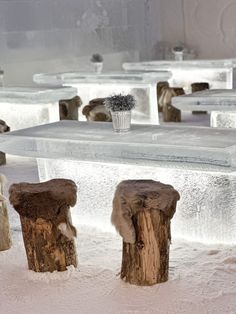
left=0, top=86, right=77, bottom=130
left=0, top=121, right=235, bottom=244
left=123, top=59, right=236, bottom=93
left=172, top=89, right=236, bottom=128
left=34, top=71, right=172, bottom=125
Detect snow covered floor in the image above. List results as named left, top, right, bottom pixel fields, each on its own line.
left=1, top=219, right=236, bottom=314
left=0, top=114, right=236, bottom=314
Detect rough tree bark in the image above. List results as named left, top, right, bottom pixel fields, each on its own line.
left=0, top=119, right=10, bottom=165
left=112, top=180, right=180, bottom=286
left=191, top=82, right=209, bottom=114
left=59, top=95, right=82, bottom=120
left=82, top=98, right=112, bottom=122
left=157, top=81, right=169, bottom=113
left=161, top=87, right=184, bottom=122
left=9, top=179, right=78, bottom=272
left=0, top=175, right=11, bottom=251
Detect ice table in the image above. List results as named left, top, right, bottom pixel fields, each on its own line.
left=123, top=59, right=236, bottom=93
left=0, top=86, right=77, bottom=130
left=33, top=71, right=172, bottom=125
left=172, top=89, right=236, bottom=128
left=0, top=121, right=236, bottom=244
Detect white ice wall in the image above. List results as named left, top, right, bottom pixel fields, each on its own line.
left=159, top=0, right=236, bottom=59
left=0, top=0, right=162, bottom=85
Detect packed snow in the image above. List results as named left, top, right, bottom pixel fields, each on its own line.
left=0, top=113, right=235, bottom=314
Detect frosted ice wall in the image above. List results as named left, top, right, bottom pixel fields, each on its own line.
left=0, top=0, right=161, bottom=85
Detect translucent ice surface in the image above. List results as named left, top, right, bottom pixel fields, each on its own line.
left=123, top=59, right=236, bottom=92
left=172, top=89, right=236, bottom=128
left=0, top=121, right=236, bottom=167
left=33, top=71, right=172, bottom=125
left=0, top=86, right=77, bottom=130
left=173, top=89, right=236, bottom=111
left=37, top=159, right=236, bottom=244
left=211, top=111, right=236, bottom=128
left=0, top=121, right=236, bottom=243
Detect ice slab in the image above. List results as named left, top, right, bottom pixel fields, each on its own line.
left=123, top=59, right=236, bottom=92
left=33, top=71, right=172, bottom=125
left=0, top=121, right=235, bottom=167
left=0, top=86, right=77, bottom=103
left=123, top=59, right=236, bottom=69
left=172, top=89, right=236, bottom=111
left=37, top=158, right=236, bottom=244
left=0, top=86, right=77, bottom=130
left=172, top=89, right=236, bottom=128
left=33, top=71, right=171, bottom=85
left=0, top=121, right=235, bottom=243
left=211, top=111, right=236, bottom=128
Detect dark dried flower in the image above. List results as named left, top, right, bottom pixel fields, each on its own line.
left=90, top=53, right=103, bottom=63
left=104, top=94, right=136, bottom=112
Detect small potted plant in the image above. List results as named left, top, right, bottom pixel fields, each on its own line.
left=104, top=94, right=136, bottom=133
left=90, top=53, right=104, bottom=74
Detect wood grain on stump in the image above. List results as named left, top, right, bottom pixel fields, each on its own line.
left=191, top=82, right=209, bottom=114
left=160, top=87, right=184, bottom=122
left=0, top=119, right=10, bottom=165
left=112, top=180, right=180, bottom=286
left=157, top=81, right=169, bottom=113
left=0, top=201, right=11, bottom=251
left=59, top=95, right=82, bottom=120
left=9, top=179, right=78, bottom=272
left=82, top=98, right=112, bottom=122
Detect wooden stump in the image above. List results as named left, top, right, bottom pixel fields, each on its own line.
left=191, top=82, right=209, bottom=114
left=157, top=81, right=169, bottom=112
left=0, top=119, right=10, bottom=165
left=59, top=95, right=82, bottom=120
left=82, top=98, right=112, bottom=122
left=160, top=87, right=184, bottom=122
left=9, top=179, right=78, bottom=272
left=112, top=180, right=180, bottom=286
left=0, top=201, right=11, bottom=251
left=20, top=216, right=77, bottom=272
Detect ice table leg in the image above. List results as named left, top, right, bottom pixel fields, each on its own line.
left=211, top=111, right=236, bottom=128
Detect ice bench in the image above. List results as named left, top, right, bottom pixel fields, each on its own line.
left=0, top=121, right=235, bottom=244
left=172, top=89, right=236, bottom=128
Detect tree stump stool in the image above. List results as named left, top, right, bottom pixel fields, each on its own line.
left=157, top=81, right=169, bottom=113
left=9, top=179, right=78, bottom=272
left=112, top=180, right=180, bottom=286
left=0, top=174, right=11, bottom=251
left=0, top=119, right=10, bottom=165
left=160, top=87, right=184, bottom=122
left=59, top=95, right=82, bottom=120
left=191, top=82, right=209, bottom=114
left=82, top=98, right=112, bottom=122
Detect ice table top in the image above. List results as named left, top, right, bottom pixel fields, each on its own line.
left=0, top=121, right=236, bottom=168
left=0, top=86, right=77, bottom=103
left=123, top=59, right=236, bottom=70
left=172, top=89, right=236, bottom=111
left=33, top=71, right=171, bottom=85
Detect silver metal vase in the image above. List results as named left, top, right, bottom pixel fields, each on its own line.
left=111, top=110, right=131, bottom=133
